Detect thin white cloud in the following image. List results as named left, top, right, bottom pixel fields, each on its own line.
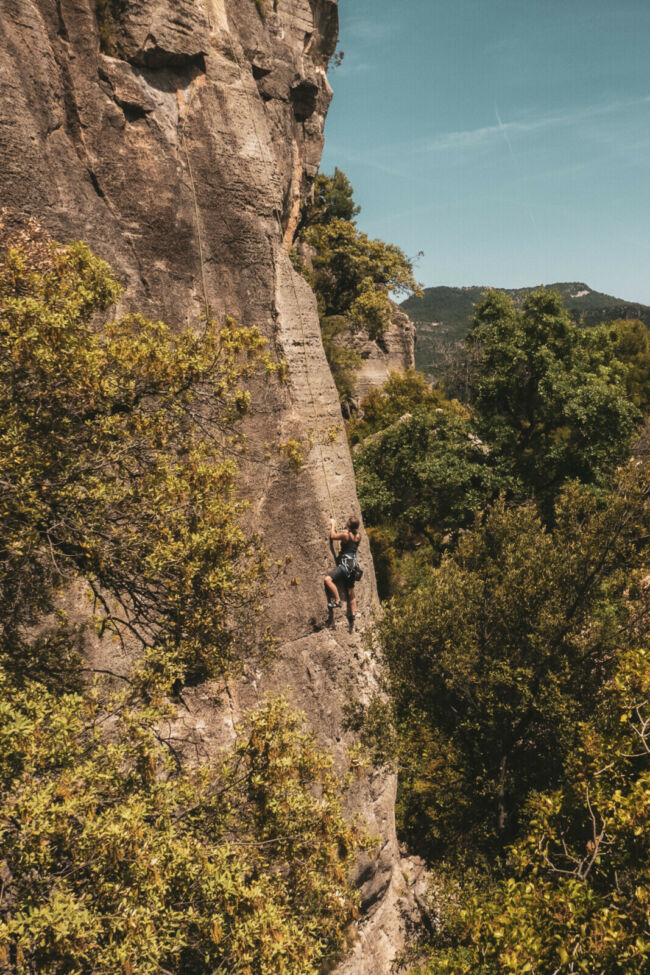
left=343, top=20, right=394, bottom=45
left=494, top=103, right=537, bottom=230
left=414, top=95, right=650, bottom=154
left=494, top=103, right=518, bottom=160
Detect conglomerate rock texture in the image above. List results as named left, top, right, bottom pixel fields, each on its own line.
left=0, top=0, right=419, bottom=968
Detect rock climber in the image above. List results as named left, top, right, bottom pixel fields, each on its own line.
left=324, top=515, right=362, bottom=627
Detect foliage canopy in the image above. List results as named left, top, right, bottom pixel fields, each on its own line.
left=0, top=683, right=361, bottom=974
left=376, top=464, right=650, bottom=862
left=610, top=317, right=650, bottom=413
left=304, top=217, right=420, bottom=342
left=348, top=275, right=649, bottom=972
left=349, top=368, right=450, bottom=444
left=304, top=168, right=360, bottom=227
left=355, top=406, right=501, bottom=548
left=0, top=233, right=276, bottom=691
left=469, top=288, right=638, bottom=505
left=411, top=644, right=650, bottom=975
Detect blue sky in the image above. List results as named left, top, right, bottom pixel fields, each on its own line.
left=321, top=0, right=650, bottom=303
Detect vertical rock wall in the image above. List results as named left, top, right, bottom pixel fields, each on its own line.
left=0, top=0, right=418, bottom=968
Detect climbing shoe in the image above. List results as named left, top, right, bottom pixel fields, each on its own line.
left=327, top=599, right=342, bottom=610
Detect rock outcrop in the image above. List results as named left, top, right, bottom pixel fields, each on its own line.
left=351, top=301, right=416, bottom=405
left=0, top=0, right=416, bottom=970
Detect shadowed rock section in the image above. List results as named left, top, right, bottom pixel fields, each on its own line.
left=0, top=0, right=420, bottom=968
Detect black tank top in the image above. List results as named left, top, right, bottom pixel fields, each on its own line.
left=340, top=532, right=360, bottom=557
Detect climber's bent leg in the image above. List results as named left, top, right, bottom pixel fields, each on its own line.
left=324, top=575, right=341, bottom=605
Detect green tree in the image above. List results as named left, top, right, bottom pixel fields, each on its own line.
left=349, top=368, right=451, bottom=444
left=295, top=170, right=421, bottom=404
left=375, top=462, right=650, bottom=861
left=469, top=288, right=638, bottom=506
left=305, top=217, right=420, bottom=341
left=354, top=402, right=503, bottom=548
left=0, top=231, right=280, bottom=691
left=610, top=317, right=650, bottom=413
left=412, top=645, right=650, bottom=975
left=320, top=315, right=363, bottom=402
left=301, top=167, right=360, bottom=229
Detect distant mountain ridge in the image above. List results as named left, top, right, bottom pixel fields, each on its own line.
left=401, top=283, right=650, bottom=376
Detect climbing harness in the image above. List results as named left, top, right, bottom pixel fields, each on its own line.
left=336, top=531, right=363, bottom=583
left=338, top=552, right=363, bottom=583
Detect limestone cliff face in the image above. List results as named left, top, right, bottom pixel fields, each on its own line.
left=0, top=0, right=417, bottom=969
left=351, top=302, right=416, bottom=406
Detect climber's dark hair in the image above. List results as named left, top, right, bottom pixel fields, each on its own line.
left=347, top=517, right=360, bottom=532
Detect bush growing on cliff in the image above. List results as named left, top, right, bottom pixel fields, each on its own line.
left=304, top=217, right=420, bottom=341
left=297, top=171, right=421, bottom=402
left=320, top=315, right=363, bottom=402
left=0, top=683, right=362, bottom=974
left=0, top=229, right=279, bottom=690
left=305, top=168, right=360, bottom=227
left=94, top=0, right=120, bottom=56
left=0, top=229, right=362, bottom=973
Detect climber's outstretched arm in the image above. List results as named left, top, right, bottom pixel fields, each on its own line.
left=329, top=517, right=350, bottom=542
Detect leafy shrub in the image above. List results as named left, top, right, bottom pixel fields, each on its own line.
left=354, top=404, right=503, bottom=548
left=304, top=169, right=360, bottom=228
left=0, top=230, right=278, bottom=691
left=320, top=315, right=363, bottom=402
left=365, top=526, right=398, bottom=601
left=297, top=171, right=421, bottom=404
left=304, top=218, right=419, bottom=342
left=349, top=368, right=453, bottom=444
left=412, top=646, right=650, bottom=975
left=610, top=317, right=650, bottom=413
left=0, top=684, right=362, bottom=974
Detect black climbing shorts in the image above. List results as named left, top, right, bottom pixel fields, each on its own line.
left=330, top=564, right=354, bottom=591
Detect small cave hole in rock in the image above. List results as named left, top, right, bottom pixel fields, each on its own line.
left=252, top=63, right=272, bottom=81
left=290, top=79, right=318, bottom=121
left=120, top=102, right=149, bottom=123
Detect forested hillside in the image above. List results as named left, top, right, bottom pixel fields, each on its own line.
left=403, top=284, right=650, bottom=376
